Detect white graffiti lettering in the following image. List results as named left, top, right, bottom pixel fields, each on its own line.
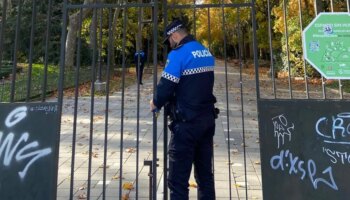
left=272, top=114, right=294, bottom=148
left=316, top=112, right=350, bottom=144
left=5, top=106, right=27, bottom=128
left=1, top=106, right=52, bottom=179
left=322, top=147, right=350, bottom=164
left=270, top=149, right=338, bottom=190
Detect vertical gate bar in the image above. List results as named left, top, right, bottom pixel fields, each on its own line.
left=347, top=0, right=350, bottom=12
left=330, top=0, right=334, bottom=12
left=221, top=3, right=233, bottom=199
left=119, top=7, right=127, bottom=200
left=193, top=0, right=196, bottom=37
left=136, top=3, right=142, bottom=199
left=330, top=0, right=343, bottom=99
left=57, top=0, right=69, bottom=199
left=97, top=8, right=103, bottom=83
left=237, top=9, right=248, bottom=200
left=152, top=0, right=159, bottom=198
left=297, top=0, right=310, bottom=99
left=69, top=7, right=83, bottom=200
left=162, top=0, right=168, bottom=72
left=321, top=68, right=326, bottom=99
left=42, top=0, right=53, bottom=102
left=0, top=78, right=4, bottom=101
left=251, top=0, right=260, bottom=99
left=312, top=1, right=327, bottom=99
left=102, top=8, right=113, bottom=200
left=207, top=6, right=215, bottom=193
left=0, top=0, right=8, bottom=70
left=207, top=8, right=211, bottom=51
left=147, top=34, right=151, bottom=68
left=207, top=7, right=215, bottom=192
left=87, top=4, right=98, bottom=200
left=26, top=0, right=37, bottom=101
left=162, top=1, right=168, bottom=199
left=282, top=0, right=293, bottom=98
left=163, top=109, right=168, bottom=200
left=267, top=0, right=276, bottom=98
left=11, top=0, right=23, bottom=102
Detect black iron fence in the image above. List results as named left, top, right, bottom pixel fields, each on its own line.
left=2, top=0, right=350, bottom=200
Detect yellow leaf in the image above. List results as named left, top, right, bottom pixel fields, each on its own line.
left=123, top=182, right=134, bottom=190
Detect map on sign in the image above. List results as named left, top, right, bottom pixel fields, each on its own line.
left=303, top=13, right=350, bottom=79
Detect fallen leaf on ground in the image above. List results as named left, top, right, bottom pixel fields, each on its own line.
left=78, top=193, right=87, bottom=199
left=92, top=152, right=99, bottom=158
left=99, top=164, right=110, bottom=168
left=234, top=183, right=245, bottom=188
left=125, top=148, right=136, bottom=153
left=123, top=182, right=134, bottom=190
left=232, top=149, right=239, bottom=154
left=112, top=175, right=120, bottom=180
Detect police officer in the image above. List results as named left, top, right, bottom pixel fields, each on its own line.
left=134, top=49, right=146, bottom=85
left=150, top=19, right=216, bottom=200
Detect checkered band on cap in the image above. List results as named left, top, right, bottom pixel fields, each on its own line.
left=162, top=71, right=180, bottom=83
left=166, top=24, right=183, bottom=36
left=182, top=66, right=214, bottom=76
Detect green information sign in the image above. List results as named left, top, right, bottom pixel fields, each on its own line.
left=303, top=13, right=350, bottom=79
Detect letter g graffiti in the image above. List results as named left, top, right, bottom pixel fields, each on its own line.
left=5, top=106, right=28, bottom=128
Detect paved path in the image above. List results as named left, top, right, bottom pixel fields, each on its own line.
left=57, top=60, right=262, bottom=199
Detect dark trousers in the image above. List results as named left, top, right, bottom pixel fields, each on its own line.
left=136, top=63, right=144, bottom=84
left=168, top=114, right=215, bottom=200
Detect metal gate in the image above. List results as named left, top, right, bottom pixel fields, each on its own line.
left=55, top=1, right=259, bottom=199
left=1, top=0, right=349, bottom=200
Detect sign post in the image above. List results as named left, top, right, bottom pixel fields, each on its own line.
left=303, top=13, right=350, bottom=79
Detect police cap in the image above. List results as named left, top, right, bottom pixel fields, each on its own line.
left=163, top=19, right=184, bottom=44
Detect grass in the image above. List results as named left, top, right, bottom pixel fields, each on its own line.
left=0, top=63, right=138, bottom=102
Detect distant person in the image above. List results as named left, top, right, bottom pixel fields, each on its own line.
left=134, top=50, right=146, bottom=85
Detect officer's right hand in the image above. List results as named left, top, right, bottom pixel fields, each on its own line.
left=149, top=100, right=158, bottom=112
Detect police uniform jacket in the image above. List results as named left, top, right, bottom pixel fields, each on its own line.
left=153, top=35, right=216, bottom=121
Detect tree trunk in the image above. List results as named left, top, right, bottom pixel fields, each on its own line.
left=109, top=4, right=122, bottom=68
left=0, top=0, right=12, bottom=14
left=65, top=0, right=95, bottom=68
left=314, top=0, right=323, bottom=14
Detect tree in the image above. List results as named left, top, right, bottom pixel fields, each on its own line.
left=1, top=0, right=62, bottom=64
left=65, top=0, right=96, bottom=68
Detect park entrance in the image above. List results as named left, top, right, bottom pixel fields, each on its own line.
left=1, top=0, right=350, bottom=200
left=56, top=1, right=259, bottom=199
